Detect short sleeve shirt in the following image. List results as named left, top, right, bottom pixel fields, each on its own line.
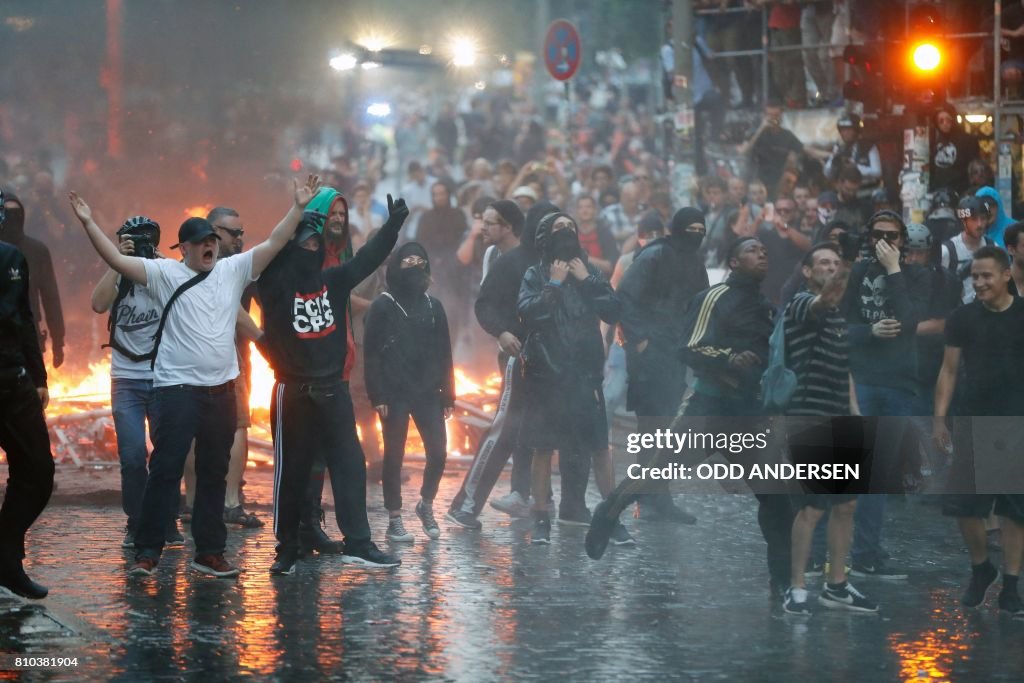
left=141, top=252, right=256, bottom=387
left=944, top=297, right=1024, bottom=415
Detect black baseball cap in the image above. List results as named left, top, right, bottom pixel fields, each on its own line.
left=956, top=196, right=989, bottom=221
left=170, top=217, right=221, bottom=249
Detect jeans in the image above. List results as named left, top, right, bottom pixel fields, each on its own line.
left=381, top=394, right=448, bottom=511
left=854, top=383, right=916, bottom=417
left=135, top=384, right=236, bottom=559
left=111, top=377, right=157, bottom=533
left=602, top=343, right=627, bottom=431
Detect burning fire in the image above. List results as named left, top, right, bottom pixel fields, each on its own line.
left=48, top=358, right=113, bottom=407
left=184, top=204, right=214, bottom=219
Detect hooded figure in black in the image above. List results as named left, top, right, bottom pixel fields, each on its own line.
left=446, top=200, right=559, bottom=527
left=517, top=211, right=621, bottom=543
left=615, top=206, right=710, bottom=522
left=255, top=191, right=408, bottom=573
left=929, top=103, right=980, bottom=194
left=0, top=190, right=64, bottom=367
left=363, top=242, right=454, bottom=541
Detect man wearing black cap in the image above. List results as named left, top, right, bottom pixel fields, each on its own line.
left=942, top=197, right=996, bottom=305
left=447, top=199, right=536, bottom=527
left=69, top=175, right=320, bottom=579
left=0, top=210, right=55, bottom=600
left=616, top=207, right=709, bottom=522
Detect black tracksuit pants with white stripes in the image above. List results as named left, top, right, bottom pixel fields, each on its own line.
left=271, top=378, right=372, bottom=555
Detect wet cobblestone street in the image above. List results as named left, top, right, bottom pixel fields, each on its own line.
left=3, top=462, right=1024, bottom=681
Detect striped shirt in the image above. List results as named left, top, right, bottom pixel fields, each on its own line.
left=783, top=291, right=849, bottom=415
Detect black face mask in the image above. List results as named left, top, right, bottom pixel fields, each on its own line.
left=672, top=230, right=704, bottom=252
left=0, top=205, right=25, bottom=241
left=547, top=228, right=582, bottom=261
left=391, top=265, right=430, bottom=297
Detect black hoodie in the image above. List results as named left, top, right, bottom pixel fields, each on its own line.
left=257, top=212, right=402, bottom=383
left=0, top=242, right=47, bottom=387
left=517, top=212, right=619, bottom=387
left=363, top=242, right=455, bottom=407
left=0, top=190, right=64, bottom=353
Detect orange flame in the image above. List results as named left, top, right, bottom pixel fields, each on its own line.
left=183, top=204, right=214, bottom=219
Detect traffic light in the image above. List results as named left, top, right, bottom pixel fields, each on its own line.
left=900, top=2, right=947, bottom=108
left=842, top=43, right=887, bottom=112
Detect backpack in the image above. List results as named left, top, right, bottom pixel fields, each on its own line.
left=760, top=309, right=797, bottom=412
left=942, top=236, right=994, bottom=282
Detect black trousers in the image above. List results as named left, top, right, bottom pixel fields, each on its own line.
left=381, top=393, right=448, bottom=511
left=0, top=373, right=55, bottom=559
left=271, top=379, right=372, bottom=554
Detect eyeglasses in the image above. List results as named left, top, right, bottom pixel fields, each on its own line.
left=214, top=226, right=244, bottom=239
left=871, top=230, right=901, bottom=243
left=401, top=255, right=427, bottom=267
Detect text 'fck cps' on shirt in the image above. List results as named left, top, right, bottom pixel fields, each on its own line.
left=141, top=251, right=255, bottom=387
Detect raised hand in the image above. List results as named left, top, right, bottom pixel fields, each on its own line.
left=549, top=259, right=569, bottom=284
left=387, top=193, right=410, bottom=223
left=294, top=174, right=320, bottom=208
left=68, top=191, right=93, bottom=225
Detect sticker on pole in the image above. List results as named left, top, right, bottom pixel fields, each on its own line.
left=544, top=19, right=581, bottom=81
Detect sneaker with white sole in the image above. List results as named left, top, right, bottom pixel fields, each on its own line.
left=818, top=581, right=878, bottom=613
left=490, top=492, right=531, bottom=518
left=190, top=553, right=241, bottom=578
left=784, top=587, right=812, bottom=615
left=850, top=561, right=908, bottom=581
left=386, top=516, right=414, bottom=543
left=610, top=523, right=635, bottom=546
left=416, top=501, right=441, bottom=540
left=341, top=542, right=401, bottom=568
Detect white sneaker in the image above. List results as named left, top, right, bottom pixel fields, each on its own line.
left=490, top=492, right=531, bottom=518
left=386, top=516, right=414, bottom=543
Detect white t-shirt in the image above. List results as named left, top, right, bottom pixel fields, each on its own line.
left=941, top=234, right=992, bottom=305
left=141, top=252, right=255, bottom=387
left=109, top=275, right=161, bottom=380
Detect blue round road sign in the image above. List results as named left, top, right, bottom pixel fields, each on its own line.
left=544, top=19, right=581, bottom=81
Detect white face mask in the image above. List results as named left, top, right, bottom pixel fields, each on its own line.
left=818, top=207, right=836, bottom=225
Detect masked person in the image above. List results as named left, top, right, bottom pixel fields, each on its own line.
left=70, top=176, right=320, bottom=579
left=0, top=210, right=55, bottom=599
left=90, top=216, right=184, bottom=548
left=364, top=243, right=455, bottom=542
left=517, top=212, right=621, bottom=544
left=616, top=207, right=709, bottom=523
left=0, top=190, right=64, bottom=368
left=255, top=186, right=407, bottom=575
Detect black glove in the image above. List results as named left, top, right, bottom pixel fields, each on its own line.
left=385, top=193, right=410, bottom=228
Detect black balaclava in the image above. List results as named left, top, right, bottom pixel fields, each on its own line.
left=536, top=212, right=582, bottom=263
left=521, top=200, right=559, bottom=259
left=0, top=189, right=26, bottom=243
left=670, top=206, right=706, bottom=252
left=387, top=242, right=431, bottom=301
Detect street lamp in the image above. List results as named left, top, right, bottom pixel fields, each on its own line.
left=329, top=53, right=358, bottom=71
left=450, top=37, right=477, bottom=67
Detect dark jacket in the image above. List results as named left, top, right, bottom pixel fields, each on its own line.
left=257, top=212, right=402, bottom=383
left=0, top=241, right=47, bottom=387
left=617, top=235, right=709, bottom=354
left=840, top=258, right=931, bottom=393
left=517, top=214, right=619, bottom=388
left=363, top=243, right=455, bottom=407
left=0, top=192, right=64, bottom=352
left=681, top=271, right=774, bottom=398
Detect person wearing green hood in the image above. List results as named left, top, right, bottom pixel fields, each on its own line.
left=255, top=186, right=408, bottom=575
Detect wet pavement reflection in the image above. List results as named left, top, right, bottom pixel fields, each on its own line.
left=4, top=471, right=1024, bottom=681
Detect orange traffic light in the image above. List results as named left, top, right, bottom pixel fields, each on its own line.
left=911, top=42, right=941, bottom=72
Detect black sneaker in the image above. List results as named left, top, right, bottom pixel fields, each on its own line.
left=783, top=587, right=812, bottom=616
left=416, top=501, right=441, bottom=540
left=270, top=550, right=299, bottom=576
left=531, top=513, right=551, bottom=544
left=998, top=590, right=1024, bottom=617
left=585, top=498, right=618, bottom=560
left=610, top=523, right=635, bottom=546
left=445, top=509, right=482, bottom=530
left=558, top=504, right=592, bottom=527
left=818, top=582, right=879, bottom=613
left=850, top=561, right=908, bottom=581
left=341, top=542, right=401, bottom=568
left=643, top=497, right=697, bottom=524
left=962, top=562, right=999, bottom=607
left=805, top=560, right=825, bottom=578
